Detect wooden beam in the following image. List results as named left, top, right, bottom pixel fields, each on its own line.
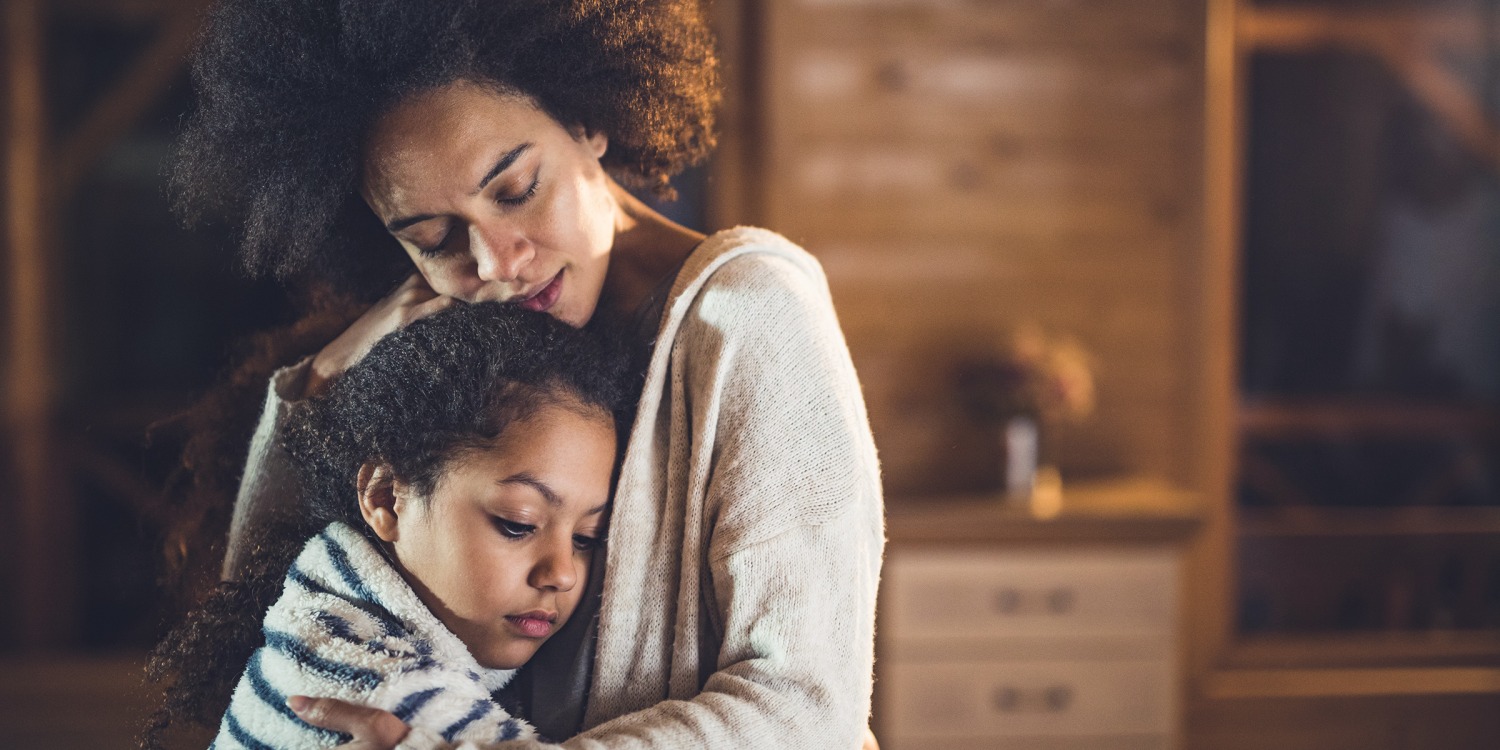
left=54, top=2, right=204, bottom=199
left=6, top=0, right=75, bottom=650
left=1190, top=0, right=1244, bottom=686
left=1379, top=41, right=1500, bottom=173
left=1239, top=6, right=1500, bottom=174
left=1239, top=8, right=1495, bottom=54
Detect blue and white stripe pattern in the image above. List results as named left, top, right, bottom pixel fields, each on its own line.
left=211, top=522, right=533, bottom=749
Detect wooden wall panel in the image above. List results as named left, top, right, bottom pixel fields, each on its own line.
left=760, top=0, right=1204, bottom=495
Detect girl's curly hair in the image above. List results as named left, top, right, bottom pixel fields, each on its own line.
left=172, top=0, right=720, bottom=295
left=142, top=302, right=627, bottom=747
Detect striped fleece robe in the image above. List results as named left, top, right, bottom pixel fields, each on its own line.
left=212, top=521, right=534, bottom=749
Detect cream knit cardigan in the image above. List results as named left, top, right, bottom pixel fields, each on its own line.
left=226, top=227, right=885, bottom=749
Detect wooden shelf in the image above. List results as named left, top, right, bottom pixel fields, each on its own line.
left=1240, top=400, right=1500, bottom=439
left=1227, top=631, right=1500, bottom=671
left=887, top=476, right=1203, bottom=545
left=1239, top=506, right=1500, bottom=538
left=1203, top=666, right=1500, bottom=699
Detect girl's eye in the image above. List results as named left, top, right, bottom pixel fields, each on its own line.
left=573, top=534, right=603, bottom=553
left=493, top=517, right=535, bottom=539
left=497, top=176, right=539, bottom=207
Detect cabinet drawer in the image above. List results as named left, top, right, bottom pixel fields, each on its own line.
left=881, top=659, right=1174, bottom=737
left=884, top=549, right=1176, bottom=639
left=886, top=733, right=1171, bottom=750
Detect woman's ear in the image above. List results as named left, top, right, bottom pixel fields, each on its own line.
left=572, top=124, right=607, bottom=159
left=356, top=463, right=402, bottom=542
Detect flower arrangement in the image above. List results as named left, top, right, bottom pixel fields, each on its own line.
left=955, top=325, right=1096, bottom=426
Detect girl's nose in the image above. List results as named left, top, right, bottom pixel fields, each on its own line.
left=529, top=536, right=578, bottom=592
left=470, top=223, right=534, bottom=283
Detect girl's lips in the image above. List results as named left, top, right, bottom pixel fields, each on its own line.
left=504, top=612, right=557, bottom=639
left=517, top=271, right=564, bottom=313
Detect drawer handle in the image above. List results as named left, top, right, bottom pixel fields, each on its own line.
left=1044, top=685, right=1074, bottom=712
left=1047, top=587, right=1077, bottom=614
left=991, top=588, right=1078, bottom=615
left=990, top=685, right=1076, bottom=713
left=991, top=687, right=1022, bottom=712
left=875, top=60, right=909, bottom=92
left=992, top=588, right=1022, bottom=614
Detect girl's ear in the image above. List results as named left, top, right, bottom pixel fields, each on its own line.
left=356, top=463, right=402, bottom=542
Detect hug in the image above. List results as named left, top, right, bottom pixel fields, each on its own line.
left=143, top=0, right=884, bottom=748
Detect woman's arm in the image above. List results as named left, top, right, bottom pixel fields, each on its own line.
left=222, top=274, right=454, bottom=579
left=302, top=245, right=885, bottom=748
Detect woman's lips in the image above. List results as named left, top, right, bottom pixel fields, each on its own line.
left=504, top=611, right=557, bottom=639
left=517, top=271, right=564, bottom=313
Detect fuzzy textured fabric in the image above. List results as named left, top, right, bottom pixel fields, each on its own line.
left=212, top=522, right=533, bottom=749
left=228, top=227, right=885, bottom=749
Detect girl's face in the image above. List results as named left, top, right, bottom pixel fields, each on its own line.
left=370, top=402, right=617, bottom=670
left=361, top=81, right=619, bottom=327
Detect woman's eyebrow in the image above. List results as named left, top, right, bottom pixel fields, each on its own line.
left=473, top=143, right=532, bottom=194
left=383, top=143, right=532, bottom=232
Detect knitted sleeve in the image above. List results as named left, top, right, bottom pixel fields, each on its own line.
left=222, top=357, right=313, bottom=579
left=510, top=250, right=885, bottom=748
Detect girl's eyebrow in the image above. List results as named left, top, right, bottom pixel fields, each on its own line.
left=383, top=143, right=532, bottom=232
left=497, top=472, right=609, bottom=515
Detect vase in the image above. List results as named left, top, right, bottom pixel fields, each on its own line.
left=1000, top=413, right=1040, bottom=503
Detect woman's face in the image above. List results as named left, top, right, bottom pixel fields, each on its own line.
left=361, top=81, right=618, bottom=327
left=382, top=402, right=616, bottom=670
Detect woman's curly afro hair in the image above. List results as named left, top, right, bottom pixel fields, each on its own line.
left=142, top=302, right=626, bottom=745
left=172, top=0, right=720, bottom=294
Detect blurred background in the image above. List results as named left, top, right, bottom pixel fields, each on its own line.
left=2, top=0, right=1498, bottom=747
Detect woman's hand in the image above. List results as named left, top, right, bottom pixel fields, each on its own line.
left=305, top=273, right=456, bottom=397
left=289, top=695, right=409, bottom=750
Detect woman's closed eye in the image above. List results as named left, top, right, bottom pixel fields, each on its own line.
left=572, top=534, right=603, bottom=552
left=410, top=174, right=538, bottom=257
left=496, top=174, right=539, bottom=207
left=415, top=226, right=456, bottom=258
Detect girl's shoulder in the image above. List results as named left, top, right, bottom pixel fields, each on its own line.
left=262, top=524, right=444, bottom=682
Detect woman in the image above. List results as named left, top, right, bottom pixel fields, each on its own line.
left=164, top=0, right=883, bottom=747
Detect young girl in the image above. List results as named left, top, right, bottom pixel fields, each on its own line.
left=147, top=302, right=626, bottom=749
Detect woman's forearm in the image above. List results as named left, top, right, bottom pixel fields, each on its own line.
left=221, top=357, right=314, bottom=579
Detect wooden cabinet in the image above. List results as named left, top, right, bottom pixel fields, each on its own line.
left=881, top=548, right=1179, bottom=749
left=876, top=482, right=1200, bottom=750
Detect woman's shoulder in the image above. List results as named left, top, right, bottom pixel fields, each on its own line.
left=667, top=226, right=835, bottom=328
left=680, top=227, right=825, bottom=292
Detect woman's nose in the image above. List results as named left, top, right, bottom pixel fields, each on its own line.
left=528, top=536, right=578, bottom=592
left=470, top=224, right=534, bottom=283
